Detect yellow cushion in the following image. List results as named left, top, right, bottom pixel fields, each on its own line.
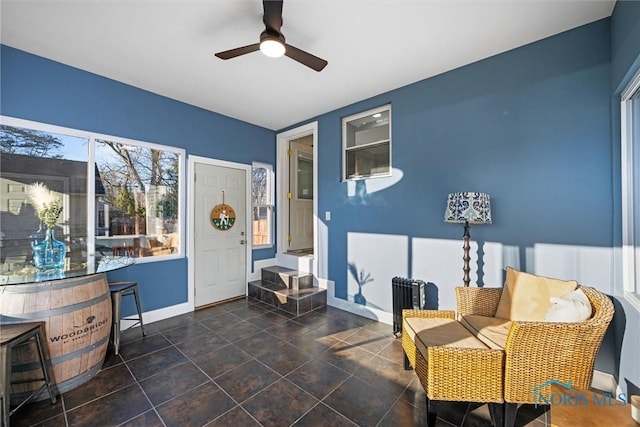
left=404, top=317, right=488, bottom=359
left=459, top=314, right=511, bottom=349
left=494, top=267, right=577, bottom=321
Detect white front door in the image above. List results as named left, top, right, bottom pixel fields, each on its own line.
left=288, top=137, right=313, bottom=252
left=194, top=162, right=247, bottom=307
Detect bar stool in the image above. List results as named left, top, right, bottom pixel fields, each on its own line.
left=109, top=282, right=146, bottom=356
left=1, top=322, right=57, bottom=426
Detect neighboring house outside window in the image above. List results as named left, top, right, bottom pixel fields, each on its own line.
left=621, top=67, right=640, bottom=310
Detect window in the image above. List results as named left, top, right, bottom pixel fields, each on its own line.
left=342, top=105, right=391, bottom=180
left=94, top=137, right=182, bottom=259
left=0, top=116, right=184, bottom=273
left=0, top=124, right=89, bottom=270
left=621, top=68, right=640, bottom=309
left=252, top=162, right=273, bottom=247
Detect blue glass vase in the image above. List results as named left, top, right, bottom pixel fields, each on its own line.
left=33, top=228, right=67, bottom=270
left=29, top=222, right=46, bottom=248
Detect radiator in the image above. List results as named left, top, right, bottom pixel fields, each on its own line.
left=392, top=277, right=425, bottom=337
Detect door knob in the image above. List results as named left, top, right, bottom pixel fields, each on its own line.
left=240, top=240, right=246, bottom=245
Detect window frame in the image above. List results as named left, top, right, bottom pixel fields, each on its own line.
left=342, top=104, right=392, bottom=181
left=0, top=115, right=185, bottom=264
left=251, top=161, right=274, bottom=249
left=621, top=67, right=640, bottom=311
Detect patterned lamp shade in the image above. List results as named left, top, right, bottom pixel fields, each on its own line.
left=444, top=192, right=492, bottom=224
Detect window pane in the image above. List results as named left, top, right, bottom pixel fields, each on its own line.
left=0, top=125, right=88, bottom=272
left=252, top=167, right=268, bottom=208
left=252, top=165, right=272, bottom=246
left=345, top=143, right=390, bottom=179
left=297, top=156, right=313, bottom=199
left=94, top=139, right=180, bottom=258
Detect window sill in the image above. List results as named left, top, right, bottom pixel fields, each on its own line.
left=252, top=244, right=273, bottom=250
left=344, top=172, right=392, bottom=182
left=624, top=291, right=640, bottom=313
left=127, top=252, right=184, bottom=264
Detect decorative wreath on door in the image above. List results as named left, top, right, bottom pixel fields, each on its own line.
left=210, top=191, right=236, bottom=231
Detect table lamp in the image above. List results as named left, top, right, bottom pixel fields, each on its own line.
left=444, top=192, right=492, bottom=286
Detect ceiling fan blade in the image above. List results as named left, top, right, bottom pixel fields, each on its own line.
left=285, top=44, right=328, bottom=72
left=215, top=43, right=260, bottom=60
left=262, top=0, right=283, bottom=33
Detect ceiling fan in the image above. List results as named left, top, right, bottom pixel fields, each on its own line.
left=214, top=0, right=328, bottom=72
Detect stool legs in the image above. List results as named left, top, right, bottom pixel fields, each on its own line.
left=111, top=292, right=122, bottom=356
left=34, top=330, right=57, bottom=405
left=1, top=324, right=57, bottom=427
left=2, top=341, right=10, bottom=427
left=109, top=282, right=146, bottom=356
left=131, top=286, right=146, bottom=337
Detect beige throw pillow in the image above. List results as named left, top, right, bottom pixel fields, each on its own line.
left=495, top=267, right=577, bottom=321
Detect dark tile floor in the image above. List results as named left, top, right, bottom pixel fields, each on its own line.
left=12, top=298, right=549, bottom=426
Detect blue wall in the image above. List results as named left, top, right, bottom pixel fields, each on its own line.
left=302, top=19, right=612, bottom=300
left=611, top=0, right=640, bottom=396
left=0, top=45, right=277, bottom=312
left=285, top=17, right=628, bottom=382
left=285, top=7, right=637, bottom=391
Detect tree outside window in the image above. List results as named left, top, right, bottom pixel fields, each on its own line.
left=252, top=163, right=272, bottom=247
left=95, top=139, right=181, bottom=257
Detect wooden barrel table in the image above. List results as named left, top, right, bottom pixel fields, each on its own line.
left=0, top=273, right=112, bottom=401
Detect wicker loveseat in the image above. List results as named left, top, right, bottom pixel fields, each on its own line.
left=402, top=283, right=614, bottom=427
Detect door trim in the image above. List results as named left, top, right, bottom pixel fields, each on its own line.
left=276, top=122, right=319, bottom=277
left=187, top=155, right=252, bottom=311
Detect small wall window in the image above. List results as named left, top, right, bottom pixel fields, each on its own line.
left=343, top=105, right=391, bottom=180
left=252, top=162, right=273, bottom=247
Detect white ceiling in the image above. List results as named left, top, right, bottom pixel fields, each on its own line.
left=1, top=0, right=616, bottom=131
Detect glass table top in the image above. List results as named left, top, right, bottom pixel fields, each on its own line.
left=0, top=255, right=135, bottom=285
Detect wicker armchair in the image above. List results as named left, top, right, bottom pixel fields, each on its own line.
left=456, top=286, right=614, bottom=397
left=402, top=285, right=614, bottom=427
left=456, top=285, right=614, bottom=424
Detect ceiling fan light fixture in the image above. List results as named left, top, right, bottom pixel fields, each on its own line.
left=215, top=1, right=327, bottom=71
left=260, top=37, right=285, bottom=58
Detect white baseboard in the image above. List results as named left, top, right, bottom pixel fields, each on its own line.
left=591, top=369, right=617, bottom=394
left=322, top=278, right=393, bottom=325
left=120, top=301, right=192, bottom=330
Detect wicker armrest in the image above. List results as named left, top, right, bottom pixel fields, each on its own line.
left=503, top=286, right=614, bottom=403
left=402, top=309, right=455, bottom=320
left=456, top=287, right=503, bottom=317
